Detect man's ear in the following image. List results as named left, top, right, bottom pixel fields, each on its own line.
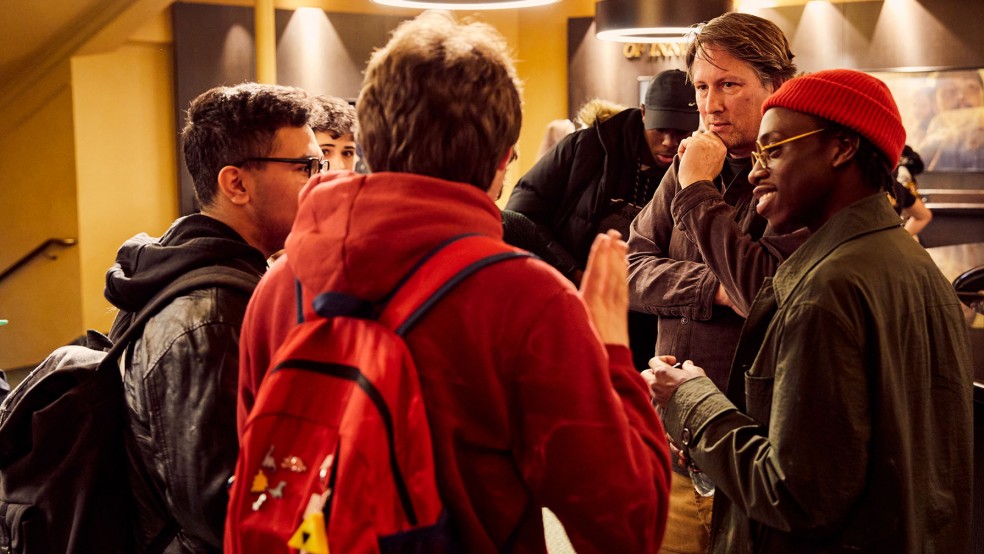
left=830, top=132, right=860, bottom=169
left=495, top=146, right=514, bottom=172
left=217, top=165, right=250, bottom=206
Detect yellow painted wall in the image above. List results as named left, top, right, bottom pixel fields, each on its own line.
left=0, top=0, right=580, bottom=373
left=0, top=62, right=84, bottom=370
left=70, top=10, right=178, bottom=334
left=509, top=0, right=594, bottom=201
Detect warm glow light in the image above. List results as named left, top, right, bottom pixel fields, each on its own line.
left=372, top=0, right=558, bottom=9
left=735, top=0, right=875, bottom=10
left=595, top=27, right=694, bottom=43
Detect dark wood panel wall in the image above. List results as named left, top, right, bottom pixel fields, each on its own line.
left=172, top=3, right=407, bottom=215
left=568, top=0, right=984, bottom=118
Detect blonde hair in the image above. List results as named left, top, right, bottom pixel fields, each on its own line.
left=576, top=98, right=628, bottom=128
left=357, top=11, right=523, bottom=191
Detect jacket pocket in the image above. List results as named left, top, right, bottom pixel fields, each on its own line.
left=743, top=373, right=774, bottom=427
left=0, top=501, right=49, bottom=554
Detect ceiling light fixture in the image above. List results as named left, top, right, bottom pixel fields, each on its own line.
left=595, top=0, right=729, bottom=43
left=372, top=0, right=559, bottom=10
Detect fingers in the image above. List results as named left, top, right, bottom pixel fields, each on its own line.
left=678, top=130, right=728, bottom=188
left=580, top=232, right=630, bottom=346
left=583, top=232, right=627, bottom=296
left=647, top=358, right=704, bottom=405
left=641, top=365, right=656, bottom=383
left=678, top=135, right=693, bottom=157
left=680, top=360, right=706, bottom=377
left=650, top=354, right=678, bottom=369
left=665, top=433, right=688, bottom=468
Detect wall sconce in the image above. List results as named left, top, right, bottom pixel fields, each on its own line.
left=595, top=0, right=730, bottom=42
left=373, top=0, right=559, bottom=9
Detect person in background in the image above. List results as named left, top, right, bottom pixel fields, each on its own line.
left=890, top=144, right=933, bottom=239
left=310, top=94, right=358, bottom=171
left=501, top=151, right=582, bottom=279
left=535, top=118, right=576, bottom=160
left=507, top=69, right=699, bottom=372
left=104, top=83, right=319, bottom=552
left=647, top=69, right=973, bottom=553
left=627, top=12, right=805, bottom=553
left=236, top=11, right=672, bottom=552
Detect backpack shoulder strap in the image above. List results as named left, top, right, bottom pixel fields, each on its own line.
left=377, top=235, right=533, bottom=336
left=106, top=266, right=261, bottom=362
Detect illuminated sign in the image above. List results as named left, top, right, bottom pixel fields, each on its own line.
left=623, top=42, right=688, bottom=59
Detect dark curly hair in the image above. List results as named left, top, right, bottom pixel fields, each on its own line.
left=310, top=95, right=357, bottom=139
left=181, top=83, right=312, bottom=207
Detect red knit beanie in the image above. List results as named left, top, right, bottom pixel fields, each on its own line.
left=762, top=69, right=906, bottom=169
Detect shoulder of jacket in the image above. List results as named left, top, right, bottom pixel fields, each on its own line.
left=144, top=287, right=251, bottom=336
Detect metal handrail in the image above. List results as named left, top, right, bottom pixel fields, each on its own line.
left=0, top=238, right=78, bottom=285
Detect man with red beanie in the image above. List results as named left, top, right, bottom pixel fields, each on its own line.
left=646, top=69, right=974, bottom=552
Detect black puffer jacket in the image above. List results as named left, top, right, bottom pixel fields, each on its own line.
left=105, top=214, right=266, bottom=553
left=506, top=108, right=665, bottom=267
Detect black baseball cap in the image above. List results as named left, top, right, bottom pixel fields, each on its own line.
left=644, top=69, right=699, bottom=132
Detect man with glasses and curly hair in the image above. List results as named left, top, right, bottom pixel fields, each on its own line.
left=104, top=82, right=320, bottom=552
left=237, top=11, right=672, bottom=552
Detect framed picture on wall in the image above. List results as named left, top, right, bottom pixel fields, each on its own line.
left=869, top=68, right=984, bottom=172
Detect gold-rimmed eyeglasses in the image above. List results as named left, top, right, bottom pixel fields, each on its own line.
left=751, top=128, right=826, bottom=171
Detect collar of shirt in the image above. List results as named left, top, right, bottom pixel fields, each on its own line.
left=772, top=193, right=902, bottom=305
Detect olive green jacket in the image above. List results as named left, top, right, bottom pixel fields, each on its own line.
left=663, top=193, right=974, bottom=552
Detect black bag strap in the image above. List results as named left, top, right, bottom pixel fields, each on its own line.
left=106, top=266, right=260, bottom=553
left=104, top=265, right=261, bottom=369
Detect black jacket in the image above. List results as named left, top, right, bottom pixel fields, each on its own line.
left=506, top=108, right=666, bottom=268
left=105, top=214, right=267, bottom=553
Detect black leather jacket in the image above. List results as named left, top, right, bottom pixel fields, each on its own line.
left=105, top=215, right=266, bottom=552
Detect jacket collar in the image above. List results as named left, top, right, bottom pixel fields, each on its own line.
left=772, top=193, right=901, bottom=306
left=285, top=171, right=503, bottom=301
left=593, top=108, right=656, bottom=167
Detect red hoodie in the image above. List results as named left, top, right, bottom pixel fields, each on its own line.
left=237, top=171, right=671, bottom=552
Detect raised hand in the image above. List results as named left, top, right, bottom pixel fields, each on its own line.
left=579, top=229, right=629, bottom=346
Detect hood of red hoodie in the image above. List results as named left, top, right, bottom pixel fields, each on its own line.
left=284, top=171, right=504, bottom=302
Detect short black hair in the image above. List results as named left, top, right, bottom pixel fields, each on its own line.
left=182, top=83, right=312, bottom=207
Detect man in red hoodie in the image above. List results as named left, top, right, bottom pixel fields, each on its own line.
left=236, top=11, right=671, bottom=553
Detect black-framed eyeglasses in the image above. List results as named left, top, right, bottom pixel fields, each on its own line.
left=236, top=157, right=328, bottom=177
left=751, top=128, right=826, bottom=171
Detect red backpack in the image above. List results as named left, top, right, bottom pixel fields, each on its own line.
left=225, top=235, right=530, bottom=554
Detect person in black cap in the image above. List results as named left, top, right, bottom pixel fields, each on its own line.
left=505, top=69, right=699, bottom=370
